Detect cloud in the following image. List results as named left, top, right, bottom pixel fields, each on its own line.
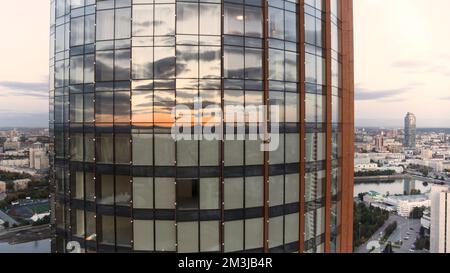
left=392, top=60, right=428, bottom=68
left=0, top=111, right=48, bottom=127
left=392, top=60, right=450, bottom=76
left=355, top=87, right=408, bottom=101
left=0, top=81, right=48, bottom=99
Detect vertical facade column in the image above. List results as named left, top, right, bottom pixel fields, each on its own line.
left=324, top=0, right=333, bottom=253
left=219, top=0, right=225, bottom=254
left=340, top=0, right=354, bottom=253
left=262, top=0, right=270, bottom=253
left=298, top=0, right=306, bottom=254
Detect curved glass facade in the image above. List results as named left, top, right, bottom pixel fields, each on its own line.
left=50, top=0, right=354, bottom=253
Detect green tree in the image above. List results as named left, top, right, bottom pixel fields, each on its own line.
left=410, top=206, right=426, bottom=219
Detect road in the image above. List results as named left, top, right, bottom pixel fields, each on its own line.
left=355, top=214, right=428, bottom=253
left=0, top=225, right=51, bottom=245
left=354, top=214, right=403, bottom=253
left=387, top=217, right=427, bottom=253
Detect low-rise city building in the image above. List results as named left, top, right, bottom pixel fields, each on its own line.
left=13, top=178, right=31, bottom=191
left=384, top=195, right=430, bottom=217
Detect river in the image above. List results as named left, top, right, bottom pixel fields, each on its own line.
left=0, top=239, right=51, bottom=253
left=354, top=178, right=431, bottom=197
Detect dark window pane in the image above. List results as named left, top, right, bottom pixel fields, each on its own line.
left=177, top=179, right=199, bottom=210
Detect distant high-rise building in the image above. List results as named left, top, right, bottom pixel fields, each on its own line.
left=374, top=134, right=384, bottom=152
left=430, top=185, right=450, bottom=253
left=29, top=142, right=50, bottom=170
left=404, top=112, right=416, bottom=149
left=49, top=0, right=355, bottom=253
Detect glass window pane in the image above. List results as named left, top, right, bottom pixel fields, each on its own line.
left=177, top=140, right=198, bottom=167
left=132, top=47, right=153, bottom=79
left=132, top=133, right=153, bottom=165
left=100, top=215, right=115, bottom=245
left=285, top=174, right=299, bottom=204
left=133, top=5, right=153, bottom=36
left=269, top=7, right=284, bottom=39
left=200, top=4, right=221, bottom=35
left=116, top=175, right=131, bottom=206
left=245, top=6, right=262, bottom=38
left=176, top=46, right=198, bottom=78
left=115, top=8, right=131, bottom=39
left=96, top=91, right=113, bottom=123
left=99, top=174, right=114, bottom=205
left=224, top=46, right=244, bottom=79
left=154, top=134, right=175, bottom=166
left=177, top=179, right=199, bottom=210
left=73, top=210, right=84, bottom=237
left=155, top=220, right=176, bottom=251
left=133, top=177, right=153, bottom=209
left=224, top=220, right=243, bottom=252
left=245, top=176, right=263, bottom=208
left=269, top=175, right=284, bottom=207
left=285, top=134, right=299, bottom=163
left=199, top=46, right=221, bottom=79
left=200, top=221, right=219, bottom=252
left=245, top=218, right=263, bottom=250
left=200, top=178, right=219, bottom=210
left=224, top=4, right=243, bottom=35
left=70, top=133, right=83, bottom=161
left=285, top=213, right=299, bottom=244
left=155, top=178, right=175, bottom=209
left=154, top=4, right=175, bottom=36
left=96, top=51, right=114, bottom=81
left=269, top=49, right=284, bottom=81
left=178, top=222, right=199, bottom=253
left=71, top=16, right=84, bottom=46
left=114, top=91, right=131, bottom=123
left=85, top=15, right=95, bottom=44
left=245, top=48, right=262, bottom=80
left=70, top=94, right=83, bottom=122
left=154, top=47, right=175, bottom=79
left=84, top=54, right=95, bottom=83
left=269, top=216, right=283, bottom=248
left=97, top=9, right=114, bottom=40
left=116, top=216, right=132, bottom=247
left=115, top=49, right=131, bottom=81
left=85, top=172, right=95, bottom=202
left=134, top=220, right=154, bottom=251
left=71, top=171, right=84, bottom=200
left=70, top=56, right=84, bottom=84
left=224, top=178, right=243, bottom=210
left=177, top=3, right=198, bottom=35
left=97, top=133, right=114, bottom=163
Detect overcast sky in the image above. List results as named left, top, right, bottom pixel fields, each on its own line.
left=0, top=0, right=450, bottom=128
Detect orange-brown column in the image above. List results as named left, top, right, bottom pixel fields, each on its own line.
left=340, top=0, right=355, bottom=253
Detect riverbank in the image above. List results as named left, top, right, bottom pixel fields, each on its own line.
left=355, top=173, right=447, bottom=185
left=355, top=175, right=403, bottom=183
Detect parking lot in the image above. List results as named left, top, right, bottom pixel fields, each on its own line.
left=387, top=216, right=424, bottom=253
left=355, top=214, right=429, bottom=253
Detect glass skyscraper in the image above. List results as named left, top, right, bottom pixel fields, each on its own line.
left=49, top=0, right=354, bottom=253
left=404, top=112, right=416, bottom=149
